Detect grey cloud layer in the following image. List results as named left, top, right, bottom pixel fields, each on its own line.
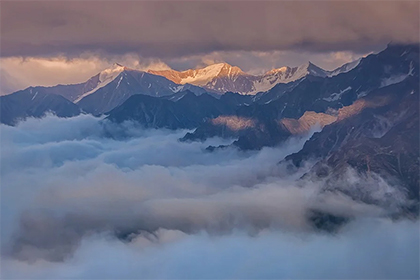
left=1, top=1, right=418, bottom=58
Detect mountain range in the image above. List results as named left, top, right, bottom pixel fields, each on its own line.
left=1, top=57, right=359, bottom=122
left=1, top=44, right=418, bottom=217
left=149, top=60, right=360, bottom=95
left=109, top=43, right=419, bottom=217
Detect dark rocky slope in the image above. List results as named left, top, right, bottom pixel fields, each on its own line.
left=285, top=76, right=419, bottom=216
left=106, top=91, right=235, bottom=129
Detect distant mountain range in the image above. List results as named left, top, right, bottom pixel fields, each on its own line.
left=3, top=64, right=206, bottom=117
left=149, top=60, right=360, bottom=95
left=1, top=56, right=360, bottom=122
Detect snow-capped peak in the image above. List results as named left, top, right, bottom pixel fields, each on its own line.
left=181, top=63, right=226, bottom=85
left=147, top=59, right=362, bottom=96
left=74, top=64, right=127, bottom=103
left=248, top=62, right=328, bottom=95
left=154, top=62, right=246, bottom=86
left=297, top=61, right=328, bottom=77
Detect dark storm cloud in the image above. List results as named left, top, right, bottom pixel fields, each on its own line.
left=1, top=1, right=418, bottom=58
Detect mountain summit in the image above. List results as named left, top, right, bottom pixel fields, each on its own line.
left=74, top=63, right=127, bottom=102
left=148, top=63, right=247, bottom=86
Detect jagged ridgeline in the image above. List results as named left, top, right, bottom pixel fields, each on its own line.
left=2, top=47, right=362, bottom=123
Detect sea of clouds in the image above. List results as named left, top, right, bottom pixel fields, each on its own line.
left=1, top=114, right=418, bottom=279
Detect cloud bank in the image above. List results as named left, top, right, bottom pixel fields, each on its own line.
left=1, top=115, right=418, bottom=278
left=1, top=1, right=418, bottom=58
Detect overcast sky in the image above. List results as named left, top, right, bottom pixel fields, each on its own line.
left=0, top=1, right=419, bottom=94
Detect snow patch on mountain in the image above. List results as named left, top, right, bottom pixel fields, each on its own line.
left=180, top=63, right=227, bottom=86
left=328, top=59, right=361, bottom=77
left=170, top=85, right=185, bottom=93
left=323, top=86, right=352, bottom=102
